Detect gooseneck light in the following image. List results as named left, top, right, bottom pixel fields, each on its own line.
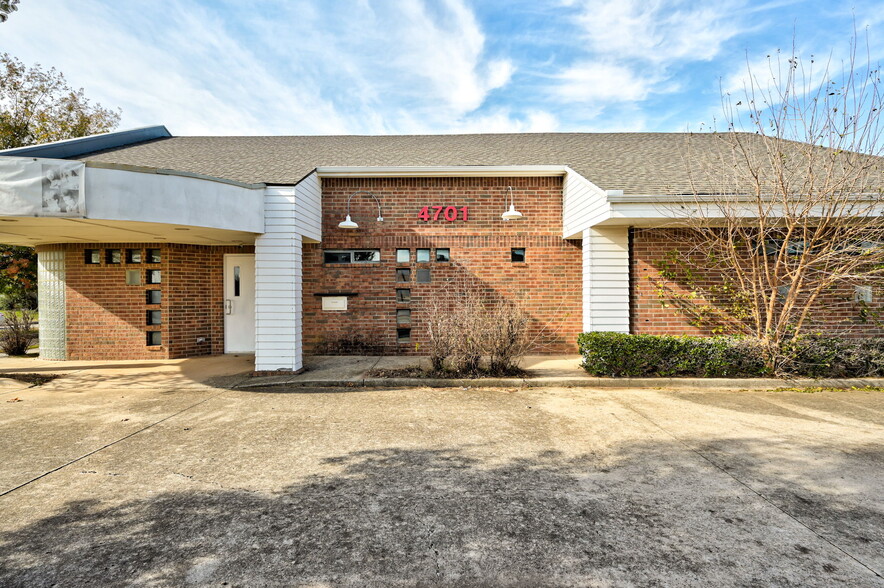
left=501, top=185, right=523, bottom=221
left=338, top=190, right=384, bottom=229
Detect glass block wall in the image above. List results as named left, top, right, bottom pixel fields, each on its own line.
left=37, top=250, right=66, bottom=360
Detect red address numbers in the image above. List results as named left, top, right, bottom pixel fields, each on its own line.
left=418, top=205, right=469, bottom=222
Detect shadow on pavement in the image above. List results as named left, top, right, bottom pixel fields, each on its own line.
left=1, top=443, right=880, bottom=587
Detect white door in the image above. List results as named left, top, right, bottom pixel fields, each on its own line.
left=224, top=254, right=256, bottom=353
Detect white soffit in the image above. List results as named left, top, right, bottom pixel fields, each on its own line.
left=0, top=217, right=258, bottom=247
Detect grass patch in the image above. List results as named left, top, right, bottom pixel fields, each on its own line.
left=2, top=373, right=60, bottom=386
left=2, top=310, right=39, bottom=322
left=368, top=365, right=530, bottom=379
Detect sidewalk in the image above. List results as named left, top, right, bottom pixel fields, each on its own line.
left=239, top=355, right=589, bottom=389
left=0, top=353, right=255, bottom=392
left=3, top=353, right=884, bottom=391
left=236, top=355, right=884, bottom=390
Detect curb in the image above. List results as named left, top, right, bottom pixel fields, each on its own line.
left=234, top=376, right=884, bottom=391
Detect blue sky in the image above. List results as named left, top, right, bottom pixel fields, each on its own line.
left=3, top=0, right=883, bottom=135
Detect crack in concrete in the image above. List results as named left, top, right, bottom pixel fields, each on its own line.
left=609, top=393, right=883, bottom=581
left=0, top=390, right=225, bottom=498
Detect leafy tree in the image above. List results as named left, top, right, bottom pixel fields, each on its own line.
left=1, top=53, right=121, bottom=149
left=0, top=53, right=120, bottom=307
left=0, top=0, right=19, bottom=23
left=0, top=246, right=36, bottom=309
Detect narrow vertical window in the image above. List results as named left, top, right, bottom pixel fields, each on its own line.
left=234, top=266, right=241, bottom=297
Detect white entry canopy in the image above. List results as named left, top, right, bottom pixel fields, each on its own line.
left=0, top=157, right=266, bottom=246
left=0, top=157, right=86, bottom=217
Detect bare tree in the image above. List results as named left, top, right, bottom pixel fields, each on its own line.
left=0, top=1, right=19, bottom=23
left=655, top=35, right=884, bottom=368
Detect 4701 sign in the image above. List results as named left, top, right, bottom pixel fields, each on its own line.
left=417, top=205, right=469, bottom=222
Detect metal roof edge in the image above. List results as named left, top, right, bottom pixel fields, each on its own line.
left=0, top=125, right=172, bottom=159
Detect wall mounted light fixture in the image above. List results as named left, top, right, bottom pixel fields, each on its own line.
left=501, top=186, right=523, bottom=221
left=339, top=190, right=384, bottom=229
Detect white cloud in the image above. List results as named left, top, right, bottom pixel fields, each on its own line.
left=1, top=0, right=521, bottom=135
left=572, top=0, right=744, bottom=64
left=550, top=0, right=749, bottom=110
left=392, top=0, right=515, bottom=114
left=395, top=108, right=560, bottom=134
left=556, top=62, right=657, bottom=103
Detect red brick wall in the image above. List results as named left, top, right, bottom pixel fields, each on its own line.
left=303, top=176, right=582, bottom=354
left=631, top=228, right=884, bottom=337
left=39, top=243, right=252, bottom=360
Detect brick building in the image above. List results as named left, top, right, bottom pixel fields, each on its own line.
left=0, top=127, right=878, bottom=369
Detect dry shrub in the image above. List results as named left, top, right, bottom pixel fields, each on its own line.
left=0, top=309, right=37, bottom=356
left=485, top=302, right=529, bottom=374
left=425, top=297, right=456, bottom=371
left=424, top=273, right=529, bottom=376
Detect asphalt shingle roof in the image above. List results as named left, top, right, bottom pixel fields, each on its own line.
left=75, top=132, right=864, bottom=196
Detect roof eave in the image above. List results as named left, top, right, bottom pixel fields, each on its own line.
left=315, top=165, right=570, bottom=178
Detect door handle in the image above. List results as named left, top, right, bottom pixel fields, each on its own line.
left=225, top=299, right=233, bottom=315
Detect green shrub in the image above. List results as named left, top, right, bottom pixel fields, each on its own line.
left=781, top=335, right=884, bottom=378
left=578, top=332, right=884, bottom=378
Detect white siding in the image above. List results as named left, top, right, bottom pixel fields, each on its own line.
left=253, top=173, right=323, bottom=372
left=295, top=171, right=322, bottom=243
left=582, top=227, right=630, bottom=333
left=563, top=168, right=610, bottom=239
left=255, top=187, right=302, bottom=372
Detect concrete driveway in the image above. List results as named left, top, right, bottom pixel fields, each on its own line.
left=0, top=375, right=881, bottom=587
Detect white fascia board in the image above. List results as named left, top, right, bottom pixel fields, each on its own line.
left=85, top=161, right=265, bottom=190
left=316, top=165, right=570, bottom=178
left=562, top=167, right=611, bottom=239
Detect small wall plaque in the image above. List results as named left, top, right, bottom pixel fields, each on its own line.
left=322, top=296, right=348, bottom=311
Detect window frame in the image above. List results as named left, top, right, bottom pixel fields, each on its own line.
left=84, top=249, right=101, bottom=265
left=323, top=249, right=381, bottom=264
